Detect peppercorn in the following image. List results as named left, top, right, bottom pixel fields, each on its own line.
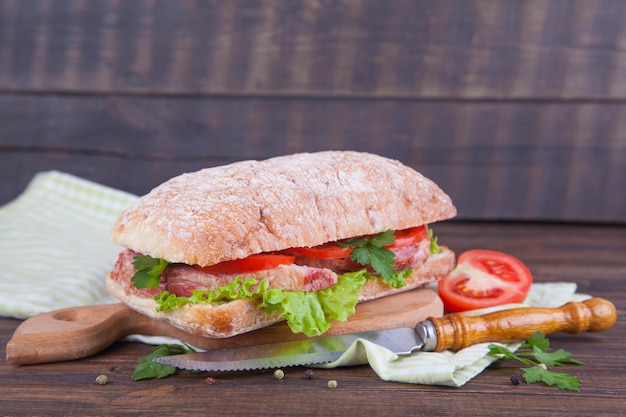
left=304, top=369, right=315, bottom=380
left=205, top=377, right=216, bottom=385
left=510, top=373, right=523, bottom=385
left=327, top=379, right=338, bottom=389
left=273, top=369, right=285, bottom=381
left=95, top=374, right=108, bottom=385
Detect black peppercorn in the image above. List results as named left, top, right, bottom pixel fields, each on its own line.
left=510, top=373, right=523, bottom=385
left=304, top=369, right=315, bottom=380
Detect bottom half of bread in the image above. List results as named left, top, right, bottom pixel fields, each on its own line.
left=105, top=247, right=455, bottom=338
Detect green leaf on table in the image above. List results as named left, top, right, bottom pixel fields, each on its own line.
left=532, top=347, right=585, bottom=367
left=132, top=344, right=196, bottom=381
left=522, top=366, right=581, bottom=392
left=520, top=331, right=551, bottom=352
left=488, top=331, right=583, bottom=391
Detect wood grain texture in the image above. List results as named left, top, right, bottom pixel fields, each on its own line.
left=1, top=0, right=626, bottom=222
left=1, top=222, right=625, bottom=416
left=432, top=298, right=616, bottom=351
left=2, top=0, right=626, bottom=99
left=1, top=93, right=624, bottom=222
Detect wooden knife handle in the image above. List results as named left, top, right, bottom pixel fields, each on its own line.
left=429, top=297, right=617, bottom=352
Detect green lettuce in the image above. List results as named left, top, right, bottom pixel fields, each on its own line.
left=154, top=277, right=269, bottom=312
left=260, top=270, right=368, bottom=336
left=153, top=271, right=368, bottom=337
left=428, top=227, right=440, bottom=255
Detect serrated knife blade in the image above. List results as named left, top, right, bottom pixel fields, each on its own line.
left=153, top=298, right=616, bottom=372
left=154, top=328, right=424, bottom=371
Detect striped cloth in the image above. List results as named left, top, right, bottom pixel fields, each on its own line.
left=0, top=171, right=137, bottom=318
left=0, top=171, right=587, bottom=386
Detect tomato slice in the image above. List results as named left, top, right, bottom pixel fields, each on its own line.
left=290, top=226, right=429, bottom=259
left=437, top=249, right=533, bottom=313
left=290, top=242, right=354, bottom=259
left=385, top=225, right=428, bottom=249
left=196, top=254, right=295, bottom=274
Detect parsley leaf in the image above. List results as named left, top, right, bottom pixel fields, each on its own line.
left=533, top=347, right=584, bottom=367
left=132, top=343, right=196, bottom=381
left=522, top=366, right=581, bottom=392
left=515, top=332, right=584, bottom=367
left=488, top=331, right=583, bottom=391
left=131, top=255, right=170, bottom=289
left=339, top=230, right=399, bottom=283
left=521, top=331, right=551, bottom=352
left=355, top=245, right=396, bottom=280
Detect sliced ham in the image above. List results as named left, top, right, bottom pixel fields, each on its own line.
left=109, top=235, right=431, bottom=300
left=109, top=249, right=338, bottom=298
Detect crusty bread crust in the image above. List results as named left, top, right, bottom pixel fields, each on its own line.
left=111, top=151, right=456, bottom=267
left=105, top=246, right=455, bottom=338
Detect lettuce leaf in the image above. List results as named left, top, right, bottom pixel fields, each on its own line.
left=428, top=227, right=440, bottom=255
left=153, top=270, right=368, bottom=337
left=154, top=277, right=269, bottom=312
left=261, top=270, right=368, bottom=336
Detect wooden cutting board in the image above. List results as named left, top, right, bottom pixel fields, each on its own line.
left=6, top=288, right=442, bottom=365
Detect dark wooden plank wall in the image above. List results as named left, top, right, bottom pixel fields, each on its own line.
left=1, top=0, right=625, bottom=223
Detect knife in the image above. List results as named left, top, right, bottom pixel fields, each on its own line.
left=154, top=297, right=616, bottom=372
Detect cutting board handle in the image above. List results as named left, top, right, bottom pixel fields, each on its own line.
left=5, top=303, right=156, bottom=365
left=430, top=297, right=617, bottom=352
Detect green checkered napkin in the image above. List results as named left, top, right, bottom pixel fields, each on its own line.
left=0, top=171, right=137, bottom=318
left=0, top=171, right=588, bottom=387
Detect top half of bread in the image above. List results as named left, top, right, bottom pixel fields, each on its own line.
left=111, top=151, right=456, bottom=267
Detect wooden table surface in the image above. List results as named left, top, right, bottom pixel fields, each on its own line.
left=1, top=221, right=624, bottom=417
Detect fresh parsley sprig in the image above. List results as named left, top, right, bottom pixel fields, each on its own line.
left=338, top=229, right=398, bottom=282
left=132, top=343, right=197, bottom=380
left=488, top=331, right=584, bottom=391
left=131, top=255, right=170, bottom=289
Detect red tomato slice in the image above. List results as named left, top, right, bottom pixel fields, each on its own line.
left=385, top=225, right=429, bottom=249
left=290, top=242, right=354, bottom=259
left=290, top=226, right=429, bottom=259
left=437, top=249, right=533, bottom=313
left=196, top=254, right=295, bottom=274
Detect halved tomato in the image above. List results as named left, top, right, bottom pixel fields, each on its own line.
left=290, top=226, right=429, bottom=259
left=437, top=249, right=533, bottom=313
left=196, top=254, right=295, bottom=274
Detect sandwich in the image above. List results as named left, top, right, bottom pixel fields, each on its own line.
left=106, top=151, right=457, bottom=338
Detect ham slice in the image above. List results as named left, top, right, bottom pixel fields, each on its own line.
left=109, top=249, right=338, bottom=298
left=109, top=236, right=431, bottom=299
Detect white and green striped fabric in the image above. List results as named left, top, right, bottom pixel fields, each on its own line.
left=0, top=171, right=137, bottom=318
left=0, top=171, right=587, bottom=387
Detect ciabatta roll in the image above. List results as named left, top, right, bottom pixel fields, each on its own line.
left=107, top=151, right=456, bottom=338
